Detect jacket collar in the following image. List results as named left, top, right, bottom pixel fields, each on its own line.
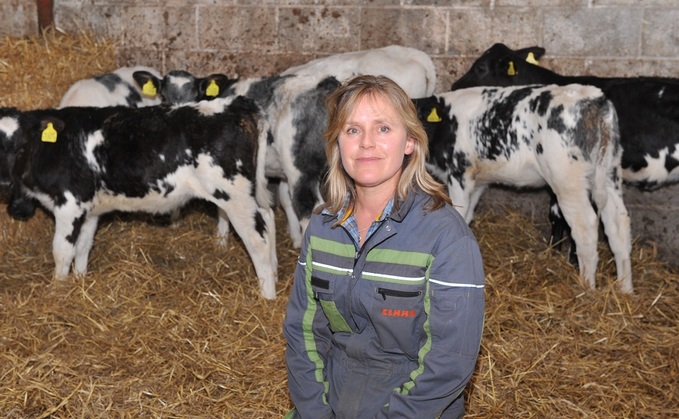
left=387, top=186, right=421, bottom=223
left=321, top=185, right=425, bottom=224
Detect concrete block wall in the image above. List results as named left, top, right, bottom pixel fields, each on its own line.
left=2, top=0, right=679, bottom=268
left=4, top=0, right=677, bottom=92
left=1, top=0, right=38, bottom=36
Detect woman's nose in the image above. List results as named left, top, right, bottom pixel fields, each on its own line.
left=359, top=132, right=375, bottom=148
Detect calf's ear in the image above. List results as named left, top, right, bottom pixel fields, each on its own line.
left=38, top=116, right=65, bottom=143
left=199, top=74, right=235, bottom=99
left=426, top=106, right=443, bottom=123
left=39, top=116, right=65, bottom=132
left=132, top=71, right=161, bottom=97
left=514, top=46, right=546, bottom=64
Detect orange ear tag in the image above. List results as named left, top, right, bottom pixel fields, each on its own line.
left=41, top=122, right=58, bottom=143
left=142, top=80, right=157, bottom=96
left=507, top=61, right=517, bottom=76
left=206, top=79, right=220, bottom=97
left=427, top=108, right=442, bottom=123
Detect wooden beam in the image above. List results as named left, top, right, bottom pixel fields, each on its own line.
left=36, top=0, right=54, bottom=32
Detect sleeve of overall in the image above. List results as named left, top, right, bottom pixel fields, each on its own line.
left=376, top=233, right=485, bottom=419
left=283, top=229, right=335, bottom=419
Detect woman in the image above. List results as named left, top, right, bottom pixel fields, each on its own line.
left=283, top=75, right=485, bottom=419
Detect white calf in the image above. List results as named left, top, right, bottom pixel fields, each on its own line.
left=59, top=66, right=162, bottom=108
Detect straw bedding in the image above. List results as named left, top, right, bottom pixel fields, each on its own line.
left=0, top=31, right=677, bottom=418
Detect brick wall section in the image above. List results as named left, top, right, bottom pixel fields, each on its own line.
left=3, top=0, right=679, bottom=268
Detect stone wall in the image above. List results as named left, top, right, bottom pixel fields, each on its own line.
left=2, top=0, right=679, bottom=268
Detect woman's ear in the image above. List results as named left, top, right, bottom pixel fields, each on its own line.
left=405, top=136, right=415, bottom=155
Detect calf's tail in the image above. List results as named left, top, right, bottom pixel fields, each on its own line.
left=590, top=97, right=633, bottom=292
left=591, top=97, right=621, bottom=212
left=255, top=117, right=272, bottom=209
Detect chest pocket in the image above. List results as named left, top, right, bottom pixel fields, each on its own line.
left=371, top=285, right=425, bottom=358
left=312, top=276, right=351, bottom=333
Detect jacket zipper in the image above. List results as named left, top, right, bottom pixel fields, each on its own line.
left=353, top=220, right=388, bottom=267
left=377, top=288, right=422, bottom=300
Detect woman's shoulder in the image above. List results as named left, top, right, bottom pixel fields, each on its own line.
left=411, top=195, right=475, bottom=238
left=305, top=210, right=343, bottom=238
left=430, top=203, right=470, bottom=229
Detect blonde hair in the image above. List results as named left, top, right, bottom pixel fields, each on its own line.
left=321, top=74, right=450, bottom=215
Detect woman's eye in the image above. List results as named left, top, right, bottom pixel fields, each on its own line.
left=379, top=125, right=390, bottom=133
left=346, top=127, right=358, bottom=134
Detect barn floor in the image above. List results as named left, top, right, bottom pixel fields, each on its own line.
left=0, top=32, right=677, bottom=418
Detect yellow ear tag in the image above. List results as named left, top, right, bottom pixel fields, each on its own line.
left=427, top=108, right=442, bottom=123
left=206, top=79, right=220, bottom=97
left=526, top=52, right=539, bottom=65
left=41, top=122, right=58, bottom=143
left=142, top=80, right=157, bottom=96
left=507, top=61, right=517, bottom=76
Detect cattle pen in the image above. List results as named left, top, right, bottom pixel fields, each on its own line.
left=0, top=32, right=677, bottom=418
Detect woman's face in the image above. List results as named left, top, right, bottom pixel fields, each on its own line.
left=338, top=94, right=414, bottom=193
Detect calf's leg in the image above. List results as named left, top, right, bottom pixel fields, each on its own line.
left=278, top=180, right=302, bottom=248
left=547, top=190, right=578, bottom=267
left=599, top=186, right=633, bottom=293
left=553, top=190, right=600, bottom=290
left=214, top=194, right=278, bottom=300
left=216, top=207, right=230, bottom=247
left=447, top=180, right=475, bottom=223
left=52, top=211, right=84, bottom=279
left=73, top=215, right=99, bottom=275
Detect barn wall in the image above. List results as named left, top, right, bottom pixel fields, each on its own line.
left=1, top=0, right=38, bottom=35
left=2, top=0, right=679, bottom=268
left=2, top=0, right=676, bottom=93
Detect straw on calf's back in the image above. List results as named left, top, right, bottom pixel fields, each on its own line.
left=0, top=96, right=279, bottom=299
left=413, top=84, right=633, bottom=292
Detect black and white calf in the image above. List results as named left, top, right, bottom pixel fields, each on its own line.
left=134, top=45, right=438, bottom=248
left=0, top=96, right=278, bottom=299
left=413, top=84, right=633, bottom=292
left=130, top=70, right=330, bottom=248
left=452, top=43, right=679, bottom=261
left=59, top=66, right=162, bottom=108
left=7, top=66, right=166, bottom=221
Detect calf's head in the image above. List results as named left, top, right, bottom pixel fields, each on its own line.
left=411, top=96, right=459, bottom=180
left=0, top=108, right=21, bottom=192
left=451, top=43, right=547, bottom=90
left=0, top=108, right=38, bottom=218
left=133, top=70, right=236, bottom=104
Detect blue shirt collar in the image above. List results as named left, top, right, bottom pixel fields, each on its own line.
left=323, top=196, right=395, bottom=248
